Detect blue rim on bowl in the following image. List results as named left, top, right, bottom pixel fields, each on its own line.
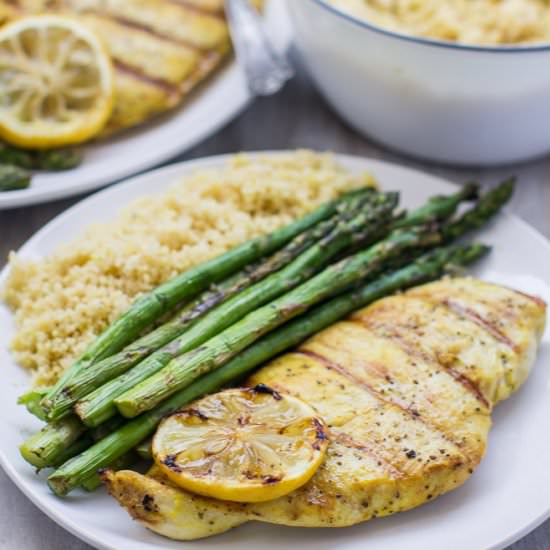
left=312, top=0, right=550, bottom=53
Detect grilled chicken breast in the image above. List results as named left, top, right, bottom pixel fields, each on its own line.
left=103, top=277, right=546, bottom=540
left=3, top=0, right=232, bottom=135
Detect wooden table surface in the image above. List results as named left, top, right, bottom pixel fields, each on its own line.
left=1, top=57, right=549, bottom=550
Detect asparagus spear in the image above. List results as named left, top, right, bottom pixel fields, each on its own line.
left=442, top=178, right=515, bottom=241
left=381, top=180, right=513, bottom=270
left=48, top=243, right=488, bottom=496
left=33, top=148, right=83, bottom=171
left=45, top=201, right=347, bottom=420
left=20, top=412, right=127, bottom=470
left=394, top=182, right=479, bottom=228
left=319, top=182, right=480, bottom=264
left=90, top=416, right=125, bottom=441
left=115, top=225, right=439, bottom=418
left=75, top=193, right=398, bottom=427
left=51, top=435, right=95, bottom=469
left=0, top=164, right=31, bottom=191
left=19, top=415, right=87, bottom=469
left=42, top=189, right=372, bottom=416
left=0, top=143, right=34, bottom=168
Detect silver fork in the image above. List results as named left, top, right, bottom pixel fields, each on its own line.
left=224, top=0, right=294, bottom=96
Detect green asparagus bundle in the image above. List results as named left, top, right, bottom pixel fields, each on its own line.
left=66, top=181, right=481, bottom=425
left=20, top=189, right=394, bottom=466
left=41, top=189, right=373, bottom=416
left=19, top=181, right=507, bottom=471
left=112, top=180, right=515, bottom=417
left=74, top=193, right=399, bottom=427
left=40, top=181, right=483, bottom=418
left=17, top=180, right=512, bottom=495
left=47, top=242, right=489, bottom=496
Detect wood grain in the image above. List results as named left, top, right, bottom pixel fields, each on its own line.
left=0, top=55, right=548, bottom=550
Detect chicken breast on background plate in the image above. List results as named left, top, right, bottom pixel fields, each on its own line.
left=7, top=0, right=231, bottom=135
left=103, top=277, right=547, bottom=540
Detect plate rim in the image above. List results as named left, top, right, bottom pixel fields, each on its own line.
left=1, top=151, right=550, bottom=550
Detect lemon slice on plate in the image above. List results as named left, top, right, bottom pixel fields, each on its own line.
left=0, top=15, right=114, bottom=149
left=152, top=386, right=329, bottom=503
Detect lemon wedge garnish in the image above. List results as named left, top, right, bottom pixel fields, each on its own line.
left=152, top=386, right=328, bottom=503
left=0, top=15, right=114, bottom=149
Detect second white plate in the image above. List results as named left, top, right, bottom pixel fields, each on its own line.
left=1, top=153, right=549, bottom=550
left=0, top=1, right=291, bottom=210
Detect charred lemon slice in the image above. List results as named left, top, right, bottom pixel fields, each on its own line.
left=0, top=15, right=113, bottom=148
left=152, top=386, right=328, bottom=503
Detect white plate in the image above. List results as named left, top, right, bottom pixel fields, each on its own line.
left=0, top=2, right=291, bottom=211
left=1, top=153, right=549, bottom=550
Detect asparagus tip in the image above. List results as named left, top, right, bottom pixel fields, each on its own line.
left=461, top=181, right=480, bottom=201
left=497, top=177, right=516, bottom=198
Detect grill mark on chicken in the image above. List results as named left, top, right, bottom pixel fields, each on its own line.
left=84, top=10, right=211, bottom=52
left=511, top=288, right=547, bottom=308
left=441, top=299, right=519, bottom=352
left=113, top=61, right=181, bottom=100
left=411, top=283, right=542, bottom=334
left=295, top=349, right=467, bottom=452
left=35, top=4, right=214, bottom=52
left=346, top=318, right=491, bottom=411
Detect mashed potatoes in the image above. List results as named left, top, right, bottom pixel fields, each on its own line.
left=328, top=0, right=550, bottom=45
left=2, top=151, right=373, bottom=386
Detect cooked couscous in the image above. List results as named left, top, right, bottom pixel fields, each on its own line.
left=328, top=0, right=550, bottom=45
left=2, top=151, right=374, bottom=386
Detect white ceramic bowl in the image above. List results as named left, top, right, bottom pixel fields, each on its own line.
left=288, top=0, right=550, bottom=166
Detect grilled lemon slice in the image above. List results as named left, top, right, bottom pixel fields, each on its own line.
left=152, top=386, right=328, bottom=503
left=0, top=15, right=113, bottom=149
